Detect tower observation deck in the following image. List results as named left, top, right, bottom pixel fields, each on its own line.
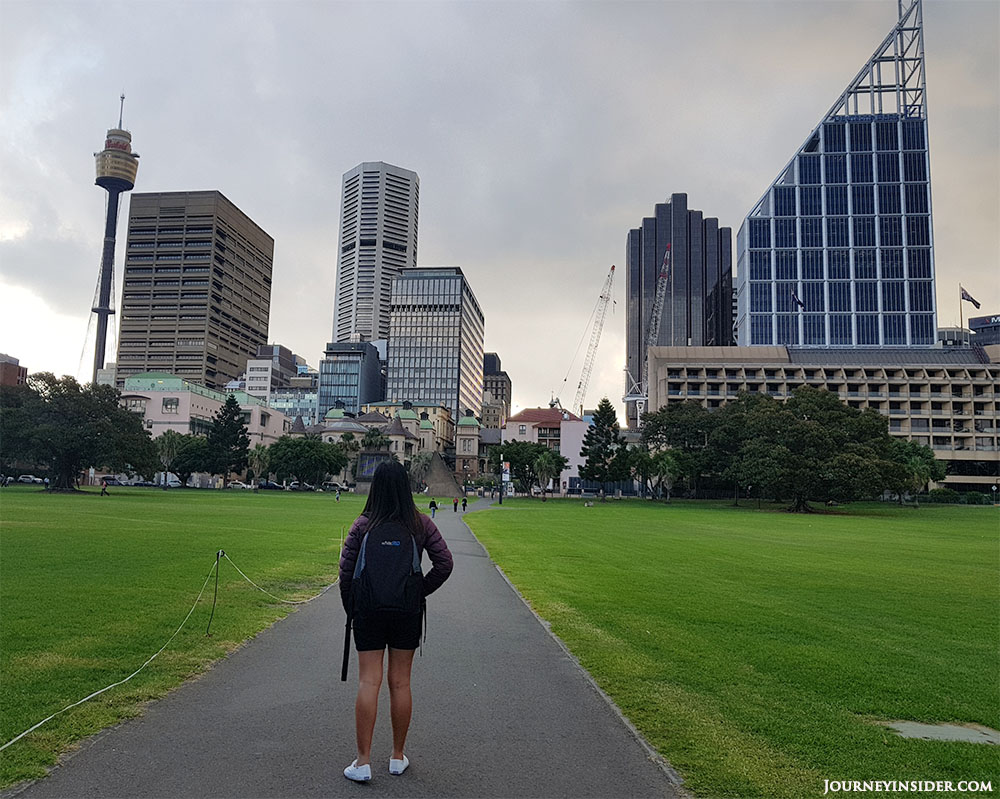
left=90, top=96, right=139, bottom=383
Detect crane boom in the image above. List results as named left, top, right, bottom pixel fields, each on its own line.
left=640, top=244, right=671, bottom=398
left=573, top=265, right=615, bottom=416
left=624, top=244, right=671, bottom=422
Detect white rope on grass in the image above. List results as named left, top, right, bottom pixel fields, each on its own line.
left=223, top=552, right=337, bottom=605
left=0, top=560, right=218, bottom=753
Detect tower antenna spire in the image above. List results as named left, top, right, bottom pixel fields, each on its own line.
left=119, top=92, right=125, bottom=128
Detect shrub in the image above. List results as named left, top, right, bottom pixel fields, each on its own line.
left=962, top=491, right=987, bottom=506
left=925, top=487, right=960, bottom=504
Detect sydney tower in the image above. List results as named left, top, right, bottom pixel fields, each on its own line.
left=91, top=95, right=139, bottom=384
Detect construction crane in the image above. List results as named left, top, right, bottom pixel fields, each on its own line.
left=556, top=265, right=616, bottom=417
left=623, top=244, right=671, bottom=421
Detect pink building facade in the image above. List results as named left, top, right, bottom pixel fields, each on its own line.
left=502, top=407, right=588, bottom=494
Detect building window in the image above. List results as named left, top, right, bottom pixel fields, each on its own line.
left=518, top=424, right=527, bottom=436
left=126, top=398, right=147, bottom=414
left=162, top=397, right=179, bottom=414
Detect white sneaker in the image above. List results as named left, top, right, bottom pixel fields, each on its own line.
left=344, top=760, right=372, bottom=782
left=389, top=754, right=409, bottom=775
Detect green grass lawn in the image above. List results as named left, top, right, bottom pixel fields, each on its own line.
left=0, top=485, right=362, bottom=789
left=466, top=499, right=1000, bottom=799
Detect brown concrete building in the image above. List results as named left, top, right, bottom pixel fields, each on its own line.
left=116, top=191, right=273, bottom=391
left=646, top=345, right=1000, bottom=492
left=0, top=354, right=27, bottom=387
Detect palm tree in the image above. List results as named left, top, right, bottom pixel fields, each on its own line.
left=248, top=443, right=270, bottom=485
left=533, top=449, right=561, bottom=501
left=361, top=427, right=390, bottom=451
left=409, top=452, right=433, bottom=491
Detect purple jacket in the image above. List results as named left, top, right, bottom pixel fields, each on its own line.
left=339, top=513, right=454, bottom=611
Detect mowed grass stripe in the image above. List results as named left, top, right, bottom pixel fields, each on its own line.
left=0, top=487, right=359, bottom=788
left=466, top=500, right=998, bottom=799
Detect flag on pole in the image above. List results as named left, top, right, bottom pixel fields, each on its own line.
left=791, top=290, right=806, bottom=310
left=960, top=286, right=981, bottom=309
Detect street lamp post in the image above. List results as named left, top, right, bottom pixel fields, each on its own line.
left=498, top=451, right=503, bottom=505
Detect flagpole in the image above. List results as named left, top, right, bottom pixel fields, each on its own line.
left=959, top=284, right=963, bottom=331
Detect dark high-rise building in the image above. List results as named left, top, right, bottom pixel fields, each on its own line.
left=625, top=193, right=733, bottom=426
left=386, top=267, right=484, bottom=420
left=318, top=340, right=385, bottom=417
left=736, top=0, right=935, bottom=349
left=116, top=191, right=273, bottom=390
left=91, top=96, right=139, bottom=383
left=483, top=352, right=512, bottom=428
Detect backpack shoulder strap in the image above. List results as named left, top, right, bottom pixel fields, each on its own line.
left=353, top=532, right=370, bottom=579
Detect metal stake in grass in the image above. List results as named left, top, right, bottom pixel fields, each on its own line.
left=206, top=549, right=225, bottom=636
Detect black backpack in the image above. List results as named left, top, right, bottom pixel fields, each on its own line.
left=341, top=521, right=424, bottom=680
left=351, top=521, right=423, bottom=616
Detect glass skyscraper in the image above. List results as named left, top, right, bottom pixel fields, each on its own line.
left=386, top=267, right=485, bottom=420
left=736, top=0, right=935, bottom=348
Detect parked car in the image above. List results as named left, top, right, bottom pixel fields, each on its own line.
left=227, top=481, right=250, bottom=490
left=288, top=481, right=315, bottom=492
left=322, top=481, right=346, bottom=492
left=256, top=480, right=282, bottom=490
left=18, top=474, right=43, bottom=484
left=131, top=480, right=156, bottom=487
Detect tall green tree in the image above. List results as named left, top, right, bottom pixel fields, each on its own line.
left=268, top=436, right=348, bottom=486
left=641, top=400, right=714, bottom=497
left=489, top=440, right=565, bottom=495
left=361, top=426, right=390, bottom=451
left=206, top=395, right=250, bottom=481
left=0, top=373, right=157, bottom=489
left=172, top=436, right=209, bottom=488
left=578, top=397, right=629, bottom=499
left=409, top=452, right=433, bottom=491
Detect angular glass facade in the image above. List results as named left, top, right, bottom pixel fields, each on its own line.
left=386, top=268, right=485, bottom=420
left=736, top=0, right=936, bottom=348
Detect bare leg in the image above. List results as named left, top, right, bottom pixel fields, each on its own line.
left=387, top=647, right=416, bottom=760
left=355, top=649, right=384, bottom=765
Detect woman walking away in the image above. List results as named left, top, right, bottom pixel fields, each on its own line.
left=428, top=497, right=437, bottom=518
left=339, top=462, right=453, bottom=782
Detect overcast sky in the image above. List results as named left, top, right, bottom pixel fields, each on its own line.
left=1, top=0, right=997, bottom=421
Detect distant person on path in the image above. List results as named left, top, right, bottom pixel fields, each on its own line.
left=100, top=479, right=109, bottom=496
left=339, top=462, right=453, bottom=783
left=452, top=497, right=458, bottom=512
left=461, top=496, right=467, bottom=512
left=428, top=498, right=437, bottom=518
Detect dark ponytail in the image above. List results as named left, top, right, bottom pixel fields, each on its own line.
left=360, top=461, right=425, bottom=544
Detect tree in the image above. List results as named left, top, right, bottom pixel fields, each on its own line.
left=361, top=426, right=390, bottom=451
left=533, top=449, right=563, bottom=500
left=156, top=430, right=187, bottom=488
left=630, top=444, right=677, bottom=500
left=641, top=400, right=714, bottom=497
left=885, top=438, right=945, bottom=506
left=248, top=443, right=270, bottom=484
left=206, top=395, right=250, bottom=482
left=488, top=440, right=565, bottom=495
left=172, top=436, right=210, bottom=488
left=268, top=436, right=348, bottom=486
left=409, top=452, right=433, bottom=491
left=578, top=397, right=629, bottom=499
left=0, top=373, right=157, bottom=490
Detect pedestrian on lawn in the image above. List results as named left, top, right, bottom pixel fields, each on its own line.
left=339, top=462, right=453, bottom=783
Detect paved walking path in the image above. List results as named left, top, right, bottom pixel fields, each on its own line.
left=11, top=501, right=686, bottom=798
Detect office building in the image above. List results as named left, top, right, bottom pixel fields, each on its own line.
left=244, top=344, right=303, bottom=403
left=503, top=407, right=589, bottom=495
left=645, top=345, right=999, bottom=493
left=970, top=314, right=1000, bottom=347
left=120, top=372, right=289, bottom=444
left=625, top=193, right=733, bottom=426
left=0, top=354, right=27, bottom=387
left=483, top=352, right=512, bottom=428
left=116, top=191, right=273, bottom=391
left=736, top=0, right=936, bottom=348
left=318, top=340, right=385, bottom=417
left=332, top=162, right=419, bottom=343
left=386, top=267, right=485, bottom=420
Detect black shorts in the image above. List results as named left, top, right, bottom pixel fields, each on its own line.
left=353, top=611, right=422, bottom=651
